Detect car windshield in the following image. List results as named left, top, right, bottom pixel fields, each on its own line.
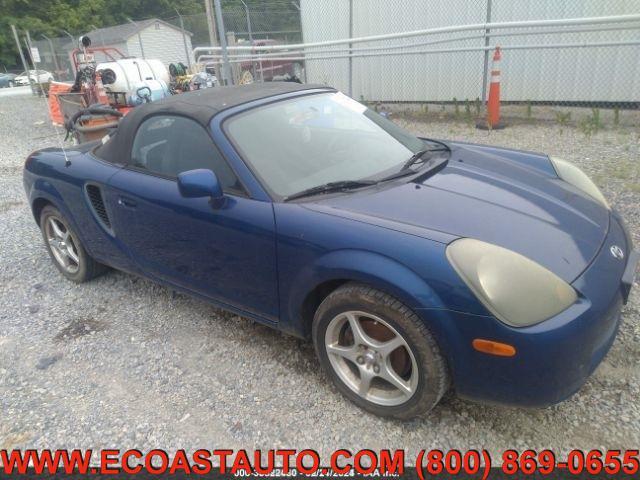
left=225, top=92, right=426, bottom=198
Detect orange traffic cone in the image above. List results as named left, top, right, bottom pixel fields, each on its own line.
left=477, top=46, right=505, bottom=130
left=94, top=72, right=110, bottom=106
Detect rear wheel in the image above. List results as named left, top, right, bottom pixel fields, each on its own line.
left=39, top=205, right=107, bottom=283
left=312, top=283, right=449, bottom=419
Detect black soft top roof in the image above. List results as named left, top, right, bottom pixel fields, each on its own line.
left=96, top=82, right=334, bottom=164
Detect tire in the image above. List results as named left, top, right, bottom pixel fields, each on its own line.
left=8, top=81, right=14, bottom=88
left=312, top=283, right=449, bottom=419
left=39, top=205, right=107, bottom=283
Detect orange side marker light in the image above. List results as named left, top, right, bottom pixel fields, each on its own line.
left=472, top=338, right=516, bottom=357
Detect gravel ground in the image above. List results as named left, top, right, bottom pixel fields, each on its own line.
left=0, top=95, right=638, bottom=462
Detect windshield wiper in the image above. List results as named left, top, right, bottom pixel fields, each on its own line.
left=284, top=180, right=376, bottom=201
left=401, top=145, right=450, bottom=171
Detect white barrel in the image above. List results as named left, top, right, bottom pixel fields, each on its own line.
left=96, top=59, right=169, bottom=94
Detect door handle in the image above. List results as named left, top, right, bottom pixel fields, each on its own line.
left=118, top=196, right=137, bottom=208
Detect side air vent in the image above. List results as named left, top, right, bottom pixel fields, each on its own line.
left=85, top=184, right=112, bottom=230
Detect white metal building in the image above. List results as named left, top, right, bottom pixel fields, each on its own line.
left=300, top=0, right=640, bottom=103
left=67, top=19, right=193, bottom=67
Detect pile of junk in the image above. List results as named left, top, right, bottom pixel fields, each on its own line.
left=48, top=35, right=217, bottom=143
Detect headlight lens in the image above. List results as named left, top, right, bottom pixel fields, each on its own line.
left=446, top=238, right=577, bottom=327
left=549, top=156, right=609, bottom=209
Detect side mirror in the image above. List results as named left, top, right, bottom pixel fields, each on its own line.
left=177, top=169, right=224, bottom=206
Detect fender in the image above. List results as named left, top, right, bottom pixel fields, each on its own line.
left=28, top=179, right=95, bottom=257
left=283, top=248, right=447, bottom=337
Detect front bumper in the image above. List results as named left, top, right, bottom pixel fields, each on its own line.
left=431, top=213, right=637, bottom=407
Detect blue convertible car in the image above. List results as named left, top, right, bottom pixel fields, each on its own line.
left=24, top=83, right=638, bottom=418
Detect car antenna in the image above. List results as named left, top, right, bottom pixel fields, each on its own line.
left=50, top=69, right=72, bottom=167
left=26, top=32, right=73, bottom=166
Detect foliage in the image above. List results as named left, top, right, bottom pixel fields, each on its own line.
left=0, top=0, right=298, bottom=68
left=578, top=108, right=604, bottom=137
left=525, top=100, right=532, bottom=121
left=555, top=111, right=571, bottom=134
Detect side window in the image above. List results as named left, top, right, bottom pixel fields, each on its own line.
left=130, top=115, right=243, bottom=194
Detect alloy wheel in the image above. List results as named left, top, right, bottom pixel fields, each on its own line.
left=45, top=216, right=80, bottom=274
left=324, top=311, right=418, bottom=406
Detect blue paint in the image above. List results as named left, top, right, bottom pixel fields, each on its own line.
left=23, top=89, right=636, bottom=407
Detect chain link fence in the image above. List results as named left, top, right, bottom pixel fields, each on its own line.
left=15, top=0, right=640, bottom=114
left=298, top=0, right=640, bottom=108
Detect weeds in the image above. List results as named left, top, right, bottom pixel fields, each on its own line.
left=555, top=111, right=571, bottom=134
left=579, top=108, right=604, bottom=136
left=474, top=97, right=481, bottom=117
left=464, top=99, right=472, bottom=125
left=453, top=98, right=460, bottom=120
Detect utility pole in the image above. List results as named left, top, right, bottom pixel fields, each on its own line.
left=11, top=25, right=29, bottom=75
left=204, top=0, right=222, bottom=81
left=213, top=0, right=233, bottom=85
left=174, top=8, right=192, bottom=68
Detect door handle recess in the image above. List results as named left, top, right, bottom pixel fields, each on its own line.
left=118, top=196, right=137, bottom=208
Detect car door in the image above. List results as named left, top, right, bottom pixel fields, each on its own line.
left=105, top=114, right=279, bottom=321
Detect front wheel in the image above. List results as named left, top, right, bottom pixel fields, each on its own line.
left=39, top=205, right=107, bottom=283
left=8, top=80, right=15, bottom=88
left=312, top=283, right=449, bottom=419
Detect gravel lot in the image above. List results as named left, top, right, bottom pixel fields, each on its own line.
left=1, top=94, right=638, bottom=461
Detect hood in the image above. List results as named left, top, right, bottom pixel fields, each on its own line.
left=309, top=142, right=609, bottom=282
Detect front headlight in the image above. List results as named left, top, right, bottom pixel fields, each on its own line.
left=549, top=156, right=609, bottom=209
left=446, top=238, right=577, bottom=327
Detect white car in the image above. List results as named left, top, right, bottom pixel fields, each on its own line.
left=14, top=70, right=54, bottom=86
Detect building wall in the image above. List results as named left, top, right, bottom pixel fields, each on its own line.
left=126, top=21, right=194, bottom=66
left=300, top=0, right=640, bottom=103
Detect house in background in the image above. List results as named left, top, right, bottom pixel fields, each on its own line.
left=66, top=18, right=193, bottom=67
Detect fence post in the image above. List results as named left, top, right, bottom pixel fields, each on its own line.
left=213, top=0, right=233, bottom=85
left=41, top=34, right=61, bottom=77
left=90, top=24, right=106, bottom=46
left=481, top=0, right=492, bottom=104
left=10, top=25, right=30, bottom=75
left=25, top=30, right=37, bottom=66
left=240, top=0, right=253, bottom=43
left=175, top=8, right=192, bottom=68
left=348, top=0, right=353, bottom=97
